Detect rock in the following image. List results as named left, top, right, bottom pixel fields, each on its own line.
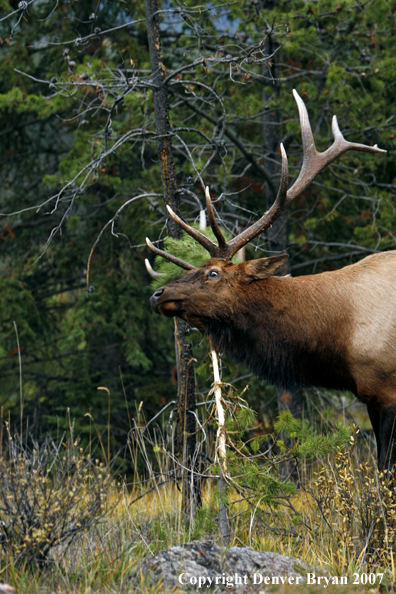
left=0, top=585, right=16, bottom=594
left=136, top=541, right=309, bottom=592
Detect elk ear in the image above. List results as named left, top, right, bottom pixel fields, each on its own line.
left=243, top=254, right=289, bottom=282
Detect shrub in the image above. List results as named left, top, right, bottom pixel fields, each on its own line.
left=314, top=442, right=396, bottom=567
left=0, top=432, right=113, bottom=568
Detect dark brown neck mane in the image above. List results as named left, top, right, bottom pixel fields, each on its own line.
left=200, top=278, right=357, bottom=394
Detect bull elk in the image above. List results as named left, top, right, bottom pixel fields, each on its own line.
left=146, top=91, right=394, bottom=469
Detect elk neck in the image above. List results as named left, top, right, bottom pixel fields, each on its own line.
left=202, top=274, right=357, bottom=394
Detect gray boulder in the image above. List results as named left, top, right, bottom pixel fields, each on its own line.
left=136, top=541, right=309, bottom=592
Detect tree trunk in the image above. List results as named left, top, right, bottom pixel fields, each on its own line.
left=144, top=0, right=201, bottom=520
left=262, top=36, right=289, bottom=273
left=175, top=319, right=202, bottom=521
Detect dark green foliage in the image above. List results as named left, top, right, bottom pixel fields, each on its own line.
left=0, top=1, right=177, bottom=446
left=275, top=410, right=352, bottom=459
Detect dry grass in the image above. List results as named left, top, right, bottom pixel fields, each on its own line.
left=1, top=456, right=396, bottom=593
left=1, top=406, right=396, bottom=592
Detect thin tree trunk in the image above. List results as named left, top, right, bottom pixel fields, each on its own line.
left=175, top=320, right=202, bottom=521
left=144, top=0, right=201, bottom=520
left=262, top=36, right=289, bottom=273
left=210, top=342, right=230, bottom=545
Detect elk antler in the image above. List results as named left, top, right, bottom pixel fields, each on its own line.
left=145, top=258, right=166, bottom=279
left=145, top=238, right=197, bottom=271
left=147, top=90, right=386, bottom=266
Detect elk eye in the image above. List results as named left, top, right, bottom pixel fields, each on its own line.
left=208, top=270, right=219, bottom=279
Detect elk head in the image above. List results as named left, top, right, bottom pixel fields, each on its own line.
left=146, top=90, right=385, bottom=319
left=148, top=255, right=289, bottom=333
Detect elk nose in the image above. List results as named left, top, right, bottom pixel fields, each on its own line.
left=150, top=287, right=165, bottom=311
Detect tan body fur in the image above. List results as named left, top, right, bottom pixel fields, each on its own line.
left=271, top=251, right=396, bottom=408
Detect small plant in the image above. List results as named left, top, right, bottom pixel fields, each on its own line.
left=216, top=408, right=352, bottom=515
left=0, top=431, right=113, bottom=568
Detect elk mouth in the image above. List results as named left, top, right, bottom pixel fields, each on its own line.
left=156, top=300, right=185, bottom=317
left=150, top=289, right=186, bottom=317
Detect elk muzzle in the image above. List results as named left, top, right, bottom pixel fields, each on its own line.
left=150, top=287, right=184, bottom=317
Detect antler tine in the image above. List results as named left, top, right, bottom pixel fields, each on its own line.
left=226, top=143, right=289, bottom=259
left=145, top=258, right=166, bottom=279
left=166, top=205, right=219, bottom=256
left=293, top=89, right=315, bottom=157
left=205, top=187, right=228, bottom=251
left=224, top=89, right=385, bottom=259
left=145, top=237, right=197, bottom=271
left=287, top=89, right=386, bottom=202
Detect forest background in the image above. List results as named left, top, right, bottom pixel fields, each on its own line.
left=1, top=0, right=395, bottom=467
